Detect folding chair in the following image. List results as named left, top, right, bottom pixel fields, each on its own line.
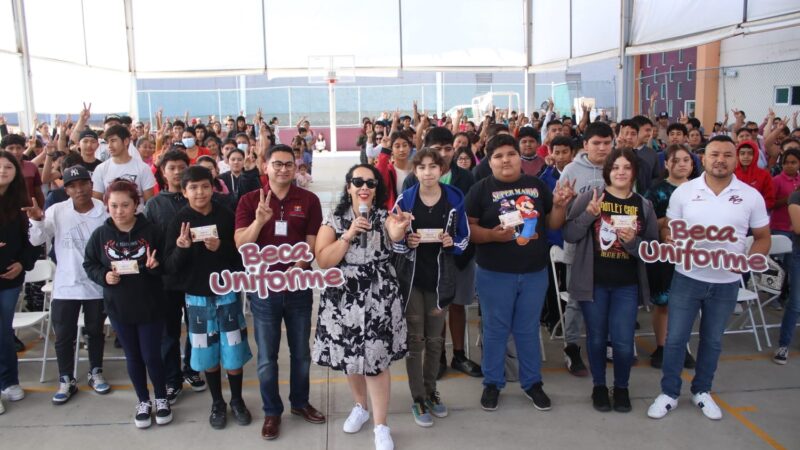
left=73, top=311, right=120, bottom=379
left=14, top=259, right=56, bottom=382
left=747, top=234, right=792, bottom=347
left=549, top=245, right=570, bottom=340
left=718, top=276, right=764, bottom=352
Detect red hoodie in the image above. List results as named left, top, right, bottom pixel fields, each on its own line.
left=734, top=140, right=775, bottom=209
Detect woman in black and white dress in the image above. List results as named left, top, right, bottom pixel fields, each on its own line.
left=313, top=164, right=411, bottom=450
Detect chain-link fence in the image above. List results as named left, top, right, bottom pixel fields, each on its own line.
left=637, top=58, right=800, bottom=127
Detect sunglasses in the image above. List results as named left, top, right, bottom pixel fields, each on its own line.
left=350, top=177, right=378, bottom=189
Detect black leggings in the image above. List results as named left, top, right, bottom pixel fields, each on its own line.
left=110, top=318, right=166, bottom=402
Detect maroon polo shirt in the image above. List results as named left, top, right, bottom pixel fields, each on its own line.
left=235, top=184, right=322, bottom=272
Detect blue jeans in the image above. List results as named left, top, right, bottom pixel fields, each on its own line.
left=249, top=289, right=313, bottom=416
left=661, top=272, right=739, bottom=398
left=779, top=250, right=800, bottom=347
left=476, top=266, right=547, bottom=391
left=0, top=287, right=22, bottom=390
left=579, top=284, right=638, bottom=388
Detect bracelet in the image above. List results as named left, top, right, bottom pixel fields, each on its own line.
left=339, top=235, right=352, bottom=243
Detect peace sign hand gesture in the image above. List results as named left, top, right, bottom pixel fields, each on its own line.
left=386, top=207, right=414, bottom=241
left=176, top=222, right=192, bottom=249
left=255, top=189, right=274, bottom=226
left=145, top=246, right=159, bottom=269
left=586, top=189, right=605, bottom=217
left=553, top=179, right=577, bottom=208
left=80, top=102, right=92, bottom=123
left=21, top=197, right=44, bottom=221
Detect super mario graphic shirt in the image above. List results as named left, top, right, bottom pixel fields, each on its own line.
left=465, top=175, right=552, bottom=274
left=592, top=190, right=644, bottom=286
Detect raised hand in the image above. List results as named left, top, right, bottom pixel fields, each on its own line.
left=255, top=189, right=274, bottom=225
left=586, top=189, right=605, bottom=216
left=80, top=102, right=92, bottom=122
left=386, top=207, right=414, bottom=235
left=553, top=179, right=577, bottom=208
left=650, top=91, right=658, bottom=103
left=145, top=246, right=159, bottom=269
left=679, top=111, right=688, bottom=124
left=176, top=222, right=192, bottom=249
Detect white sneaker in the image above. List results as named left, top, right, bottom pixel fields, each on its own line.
left=0, top=398, right=5, bottom=414
left=692, top=392, right=722, bottom=420
left=1, top=384, right=25, bottom=401
left=647, top=393, right=678, bottom=419
left=374, top=424, right=394, bottom=450
left=343, top=403, right=370, bottom=433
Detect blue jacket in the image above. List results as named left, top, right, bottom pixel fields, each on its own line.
left=538, top=165, right=565, bottom=248
left=391, top=182, right=470, bottom=311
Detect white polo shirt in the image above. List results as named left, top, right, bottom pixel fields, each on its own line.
left=666, top=174, right=769, bottom=284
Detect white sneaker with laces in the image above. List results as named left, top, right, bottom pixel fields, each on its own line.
left=374, top=424, right=394, bottom=450
left=647, top=393, right=678, bottom=419
left=1, top=384, right=25, bottom=401
left=134, top=401, right=152, bottom=429
left=692, top=392, right=722, bottom=420
left=343, top=403, right=370, bottom=433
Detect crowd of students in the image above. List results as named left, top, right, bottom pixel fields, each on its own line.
left=0, top=99, right=798, bottom=450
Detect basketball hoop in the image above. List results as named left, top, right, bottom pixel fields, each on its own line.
left=308, top=56, right=355, bottom=153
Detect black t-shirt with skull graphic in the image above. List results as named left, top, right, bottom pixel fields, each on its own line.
left=592, top=190, right=643, bottom=286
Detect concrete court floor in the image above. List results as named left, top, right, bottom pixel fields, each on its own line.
left=2, top=152, right=799, bottom=450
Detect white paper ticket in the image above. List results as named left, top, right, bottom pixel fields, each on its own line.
left=612, top=215, right=637, bottom=230
left=499, top=210, right=524, bottom=228
left=417, top=228, right=444, bottom=243
left=191, top=224, right=219, bottom=242
left=111, top=260, right=140, bottom=275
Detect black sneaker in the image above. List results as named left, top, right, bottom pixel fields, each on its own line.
left=612, top=387, right=632, bottom=413
left=184, top=373, right=207, bottom=392
left=134, top=401, right=152, bottom=429
left=564, top=343, right=589, bottom=377
left=683, top=351, right=696, bottom=369
left=650, top=346, right=664, bottom=369
left=480, top=384, right=500, bottom=411
left=166, top=385, right=182, bottom=405
left=154, top=398, right=173, bottom=425
left=230, top=398, right=252, bottom=426
left=592, top=385, right=611, bottom=412
left=451, top=354, right=483, bottom=377
left=524, top=382, right=552, bottom=411
left=209, top=401, right=227, bottom=429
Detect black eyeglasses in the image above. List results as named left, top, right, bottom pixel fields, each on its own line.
left=350, top=177, right=378, bottom=189
left=271, top=161, right=295, bottom=170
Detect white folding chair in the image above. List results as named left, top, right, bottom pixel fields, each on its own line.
left=718, top=276, right=764, bottom=352
left=747, top=234, right=792, bottom=347
left=549, top=245, right=570, bottom=340
left=14, top=259, right=56, bottom=382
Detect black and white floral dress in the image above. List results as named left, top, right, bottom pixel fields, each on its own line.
left=312, top=208, right=408, bottom=375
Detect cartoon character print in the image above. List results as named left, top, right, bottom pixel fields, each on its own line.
left=498, top=198, right=515, bottom=215
left=515, top=195, right=540, bottom=246
left=104, top=238, right=148, bottom=264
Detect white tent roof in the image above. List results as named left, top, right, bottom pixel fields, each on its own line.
left=2, top=0, right=799, bottom=115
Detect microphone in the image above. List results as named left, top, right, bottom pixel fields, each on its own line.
left=359, top=202, right=369, bottom=248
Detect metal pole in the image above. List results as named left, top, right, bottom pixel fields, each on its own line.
left=12, top=0, right=35, bottom=134
left=287, top=87, right=292, bottom=126
left=329, top=80, right=337, bottom=153
left=124, top=0, right=137, bottom=116
left=436, top=72, right=443, bottom=117
left=147, top=91, right=152, bottom=125
left=357, top=86, right=362, bottom=123
left=217, top=89, right=222, bottom=121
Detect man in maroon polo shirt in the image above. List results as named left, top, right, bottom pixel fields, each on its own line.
left=234, top=144, right=324, bottom=440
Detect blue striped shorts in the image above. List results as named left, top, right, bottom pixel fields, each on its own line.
left=185, top=292, right=252, bottom=372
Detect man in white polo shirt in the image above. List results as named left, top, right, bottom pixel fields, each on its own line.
left=647, top=135, right=771, bottom=420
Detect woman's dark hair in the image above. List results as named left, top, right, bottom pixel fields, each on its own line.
left=334, top=164, right=388, bottom=217
left=454, top=146, right=476, bottom=169
left=0, top=151, right=30, bottom=226
left=226, top=147, right=245, bottom=160
left=602, top=147, right=639, bottom=187
left=411, top=148, right=445, bottom=169
left=135, top=136, right=154, bottom=148
left=196, top=155, right=218, bottom=169
left=204, top=135, right=221, bottom=149
left=103, top=179, right=140, bottom=207
left=664, top=144, right=694, bottom=179
left=781, top=148, right=800, bottom=166
left=389, top=131, right=412, bottom=149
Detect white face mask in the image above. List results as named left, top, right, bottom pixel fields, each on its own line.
left=182, top=137, right=196, bottom=148
left=237, top=143, right=248, bottom=152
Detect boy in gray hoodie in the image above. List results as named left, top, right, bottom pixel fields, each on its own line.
left=556, top=122, right=615, bottom=376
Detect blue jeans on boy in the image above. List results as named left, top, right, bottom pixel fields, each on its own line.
left=778, top=250, right=800, bottom=347
left=476, top=266, right=547, bottom=391
left=661, top=272, right=738, bottom=398
left=579, top=284, right=638, bottom=388
left=249, top=289, right=313, bottom=416
left=0, top=287, right=22, bottom=390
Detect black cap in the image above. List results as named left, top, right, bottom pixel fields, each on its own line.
left=78, top=129, right=99, bottom=141
left=104, top=114, right=122, bottom=124
left=170, top=142, right=187, bottom=151
left=658, top=111, right=669, bottom=119
left=62, top=165, right=92, bottom=186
